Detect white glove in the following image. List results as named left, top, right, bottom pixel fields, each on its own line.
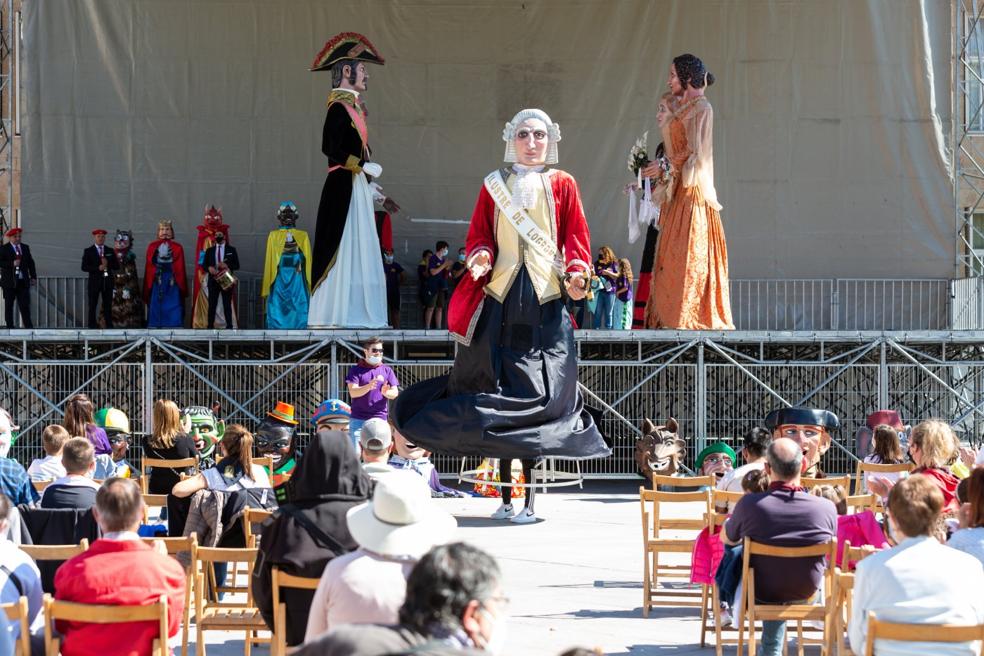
left=363, top=162, right=382, bottom=178
left=369, top=182, right=386, bottom=203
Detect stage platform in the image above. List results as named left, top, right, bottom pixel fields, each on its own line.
left=2, top=329, right=983, bottom=478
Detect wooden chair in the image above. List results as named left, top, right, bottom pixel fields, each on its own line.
left=802, top=475, right=851, bottom=491
left=142, top=534, right=198, bottom=656
left=253, top=456, right=274, bottom=478
left=841, top=540, right=878, bottom=571
left=19, top=539, right=89, bottom=563
left=270, top=567, right=321, bottom=656
left=698, top=506, right=752, bottom=656
left=193, top=546, right=268, bottom=656
left=829, top=568, right=855, bottom=656
left=43, top=593, right=169, bottom=656
left=143, top=493, right=169, bottom=522
left=1, top=597, right=30, bottom=656
left=844, top=494, right=878, bottom=514
left=640, top=486, right=710, bottom=616
left=650, top=474, right=715, bottom=491
left=242, top=507, right=275, bottom=549
left=710, top=488, right=745, bottom=514
left=740, top=536, right=837, bottom=656
left=32, top=480, right=51, bottom=493
left=853, top=461, right=913, bottom=495
left=864, top=612, right=984, bottom=655
left=141, top=456, right=199, bottom=494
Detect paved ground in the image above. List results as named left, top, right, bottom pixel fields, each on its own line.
left=194, top=480, right=823, bottom=655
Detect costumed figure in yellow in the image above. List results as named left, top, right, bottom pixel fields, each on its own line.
left=263, top=202, right=312, bottom=329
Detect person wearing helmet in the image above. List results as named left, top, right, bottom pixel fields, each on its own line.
left=93, top=406, right=137, bottom=479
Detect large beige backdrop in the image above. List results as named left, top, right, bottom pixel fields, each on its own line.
left=22, top=0, right=953, bottom=281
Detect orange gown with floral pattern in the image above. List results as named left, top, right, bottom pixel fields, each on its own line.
left=644, top=97, right=734, bottom=330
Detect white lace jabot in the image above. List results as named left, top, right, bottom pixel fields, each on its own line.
left=511, top=164, right=545, bottom=209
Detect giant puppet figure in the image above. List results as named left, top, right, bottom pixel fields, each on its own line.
left=107, top=229, right=144, bottom=328
left=764, top=407, right=840, bottom=478
left=192, top=205, right=236, bottom=329
left=394, top=108, right=611, bottom=524
left=262, top=202, right=312, bottom=329
left=308, top=32, right=391, bottom=328
left=144, top=220, right=187, bottom=328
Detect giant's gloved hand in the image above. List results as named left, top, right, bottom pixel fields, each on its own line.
left=363, top=162, right=383, bottom=178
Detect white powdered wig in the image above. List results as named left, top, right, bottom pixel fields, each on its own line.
left=502, top=108, right=561, bottom=165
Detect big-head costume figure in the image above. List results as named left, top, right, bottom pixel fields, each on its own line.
left=394, top=108, right=610, bottom=468
left=192, top=205, right=236, bottom=329
left=311, top=398, right=351, bottom=433
left=255, top=402, right=300, bottom=502
left=144, top=220, right=186, bottom=328
left=854, top=409, right=907, bottom=460
left=764, top=406, right=840, bottom=477
left=308, top=32, right=389, bottom=328
left=695, top=441, right=736, bottom=482
left=181, top=405, right=224, bottom=469
left=93, top=406, right=136, bottom=479
left=263, top=202, right=312, bottom=329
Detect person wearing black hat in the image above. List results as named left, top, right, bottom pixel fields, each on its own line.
left=0, top=227, right=36, bottom=328
left=82, top=228, right=119, bottom=328
left=308, top=32, right=398, bottom=329
left=764, top=407, right=840, bottom=477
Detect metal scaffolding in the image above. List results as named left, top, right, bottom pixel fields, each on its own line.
left=956, top=0, right=984, bottom=275
left=3, top=330, right=984, bottom=479
left=0, top=0, right=13, bottom=235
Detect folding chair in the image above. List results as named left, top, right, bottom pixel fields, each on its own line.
left=141, top=456, right=199, bottom=494
left=802, top=475, right=851, bottom=491
left=19, top=539, right=89, bottom=563
left=193, top=546, right=268, bottom=656
left=1, top=597, right=30, bottom=656
left=270, top=566, right=321, bottom=656
left=864, top=612, right=984, bottom=656
left=253, top=456, right=274, bottom=479
left=740, top=536, right=837, bottom=656
left=650, top=474, right=715, bottom=491
left=32, top=480, right=51, bottom=493
left=853, top=462, right=913, bottom=495
left=242, top=508, right=274, bottom=549
left=143, top=493, right=169, bottom=523
left=142, top=533, right=198, bottom=656
left=829, top=567, right=855, bottom=656
left=841, top=540, right=878, bottom=571
left=640, top=486, right=711, bottom=616
left=43, top=593, right=169, bottom=656
left=844, top=494, right=878, bottom=514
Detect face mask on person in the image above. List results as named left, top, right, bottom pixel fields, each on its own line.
left=366, top=354, right=383, bottom=366
left=439, top=249, right=448, bottom=258
left=477, top=605, right=508, bottom=655
left=458, top=253, right=466, bottom=262
left=215, top=233, right=225, bottom=243
left=384, top=254, right=394, bottom=263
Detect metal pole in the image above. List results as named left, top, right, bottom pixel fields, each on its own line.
left=696, top=340, right=706, bottom=449
left=329, top=341, right=338, bottom=398
left=878, top=339, right=889, bottom=410
left=144, top=339, right=153, bottom=435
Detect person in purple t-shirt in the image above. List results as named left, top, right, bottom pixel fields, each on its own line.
left=423, top=240, right=452, bottom=329
left=345, top=336, right=400, bottom=452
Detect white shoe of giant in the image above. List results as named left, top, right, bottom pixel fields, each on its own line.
left=490, top=503, right=515, bottom=520
left=510, top=508, right=537, bottom=524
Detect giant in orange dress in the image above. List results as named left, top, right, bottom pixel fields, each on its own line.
left=644, top=96, right=734, bottom=330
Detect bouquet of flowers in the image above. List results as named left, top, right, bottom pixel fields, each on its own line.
left=627, top=131, right=651, bottom=188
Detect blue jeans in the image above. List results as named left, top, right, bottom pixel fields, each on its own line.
left=348, top=418, right=365, bottom=454
left=593, top=291, right=615, bottom=329
left=715, top=544, right=742, bottom=607
left=760, top=619, right=787, bottom=656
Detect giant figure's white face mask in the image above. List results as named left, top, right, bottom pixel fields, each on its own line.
left=514, top=118, right=549, bottom=167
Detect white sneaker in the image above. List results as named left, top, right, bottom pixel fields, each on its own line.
left=510, top=508, right=537, bottom=524
left=490, top=503, right=515, bottom=520
left=718, top=605, right=733, bottom=627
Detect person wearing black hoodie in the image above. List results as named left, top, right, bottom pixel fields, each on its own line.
left=252, top=430, right=373, bottom=647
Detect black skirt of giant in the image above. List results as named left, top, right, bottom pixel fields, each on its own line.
left=394, top=268, right=611, bottom=460
left=311, top=101, right=365, bottom=290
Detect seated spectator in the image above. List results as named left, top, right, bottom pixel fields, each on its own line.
left=27, top=424, right=70, bottom=481
left=297, top=542, right=504, bottom=656
left=0, top=446, right=38, bottom=507
left=304, top=470, right=456, bottom=642
left=41, top=438, right=100, bottom=510
left=360, top=418, right=393, bottom=479
left=849, top=475, right=984, bottom=655
left=949, top=468, right=984, bottom=566
left=389, top=425, right=464, bottom=498
left=722, top=437, right=837, bottom=656
left=63, top=393, right=110, bottom=456
left=0, top=493, right=43, bottom=646
left=717, top=427, right=771, bottom=508
left=172, top=424, right=271, bottom=498
left=861, top=423, right=906, bottom=492
left=870, top=420, right=961, bottom=514
left=144, top=399, right=197, bottom=495
left=253, top=431, right=371, bottom=647
left=742, top=469, right=770, bottom=494
left=0, top=408, right=13, bottom=459
left=54, top=478, right=185, bottom=656
left=812, top=484, right=888, bottom=568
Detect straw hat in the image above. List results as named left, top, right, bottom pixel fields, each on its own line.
left=346, top=470, right=456, bottom=558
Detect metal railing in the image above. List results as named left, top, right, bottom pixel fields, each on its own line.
left=8, top=275, right=959, bottom=331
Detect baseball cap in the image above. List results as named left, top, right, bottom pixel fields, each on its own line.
left=360, top=418, right=393, bottom=454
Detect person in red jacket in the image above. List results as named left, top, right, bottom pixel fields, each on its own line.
left=53, top=478, right=185, bottom=656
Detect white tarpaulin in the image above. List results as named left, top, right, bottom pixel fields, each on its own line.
left=22, top=0, right=953, bottom=282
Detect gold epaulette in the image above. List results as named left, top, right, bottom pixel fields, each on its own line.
left=326, top=89, right=359, bottom=108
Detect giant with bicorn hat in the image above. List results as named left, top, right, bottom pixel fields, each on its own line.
left=764, top=406, right=840, bottom=477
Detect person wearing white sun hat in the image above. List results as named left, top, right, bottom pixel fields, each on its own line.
left=304, top=470, right=457, bottom=642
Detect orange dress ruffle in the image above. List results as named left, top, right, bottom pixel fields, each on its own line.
left=644, top=108, right=734, bottom=330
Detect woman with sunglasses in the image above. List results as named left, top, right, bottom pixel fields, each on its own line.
left=345, top=336, right=400, bottom=453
